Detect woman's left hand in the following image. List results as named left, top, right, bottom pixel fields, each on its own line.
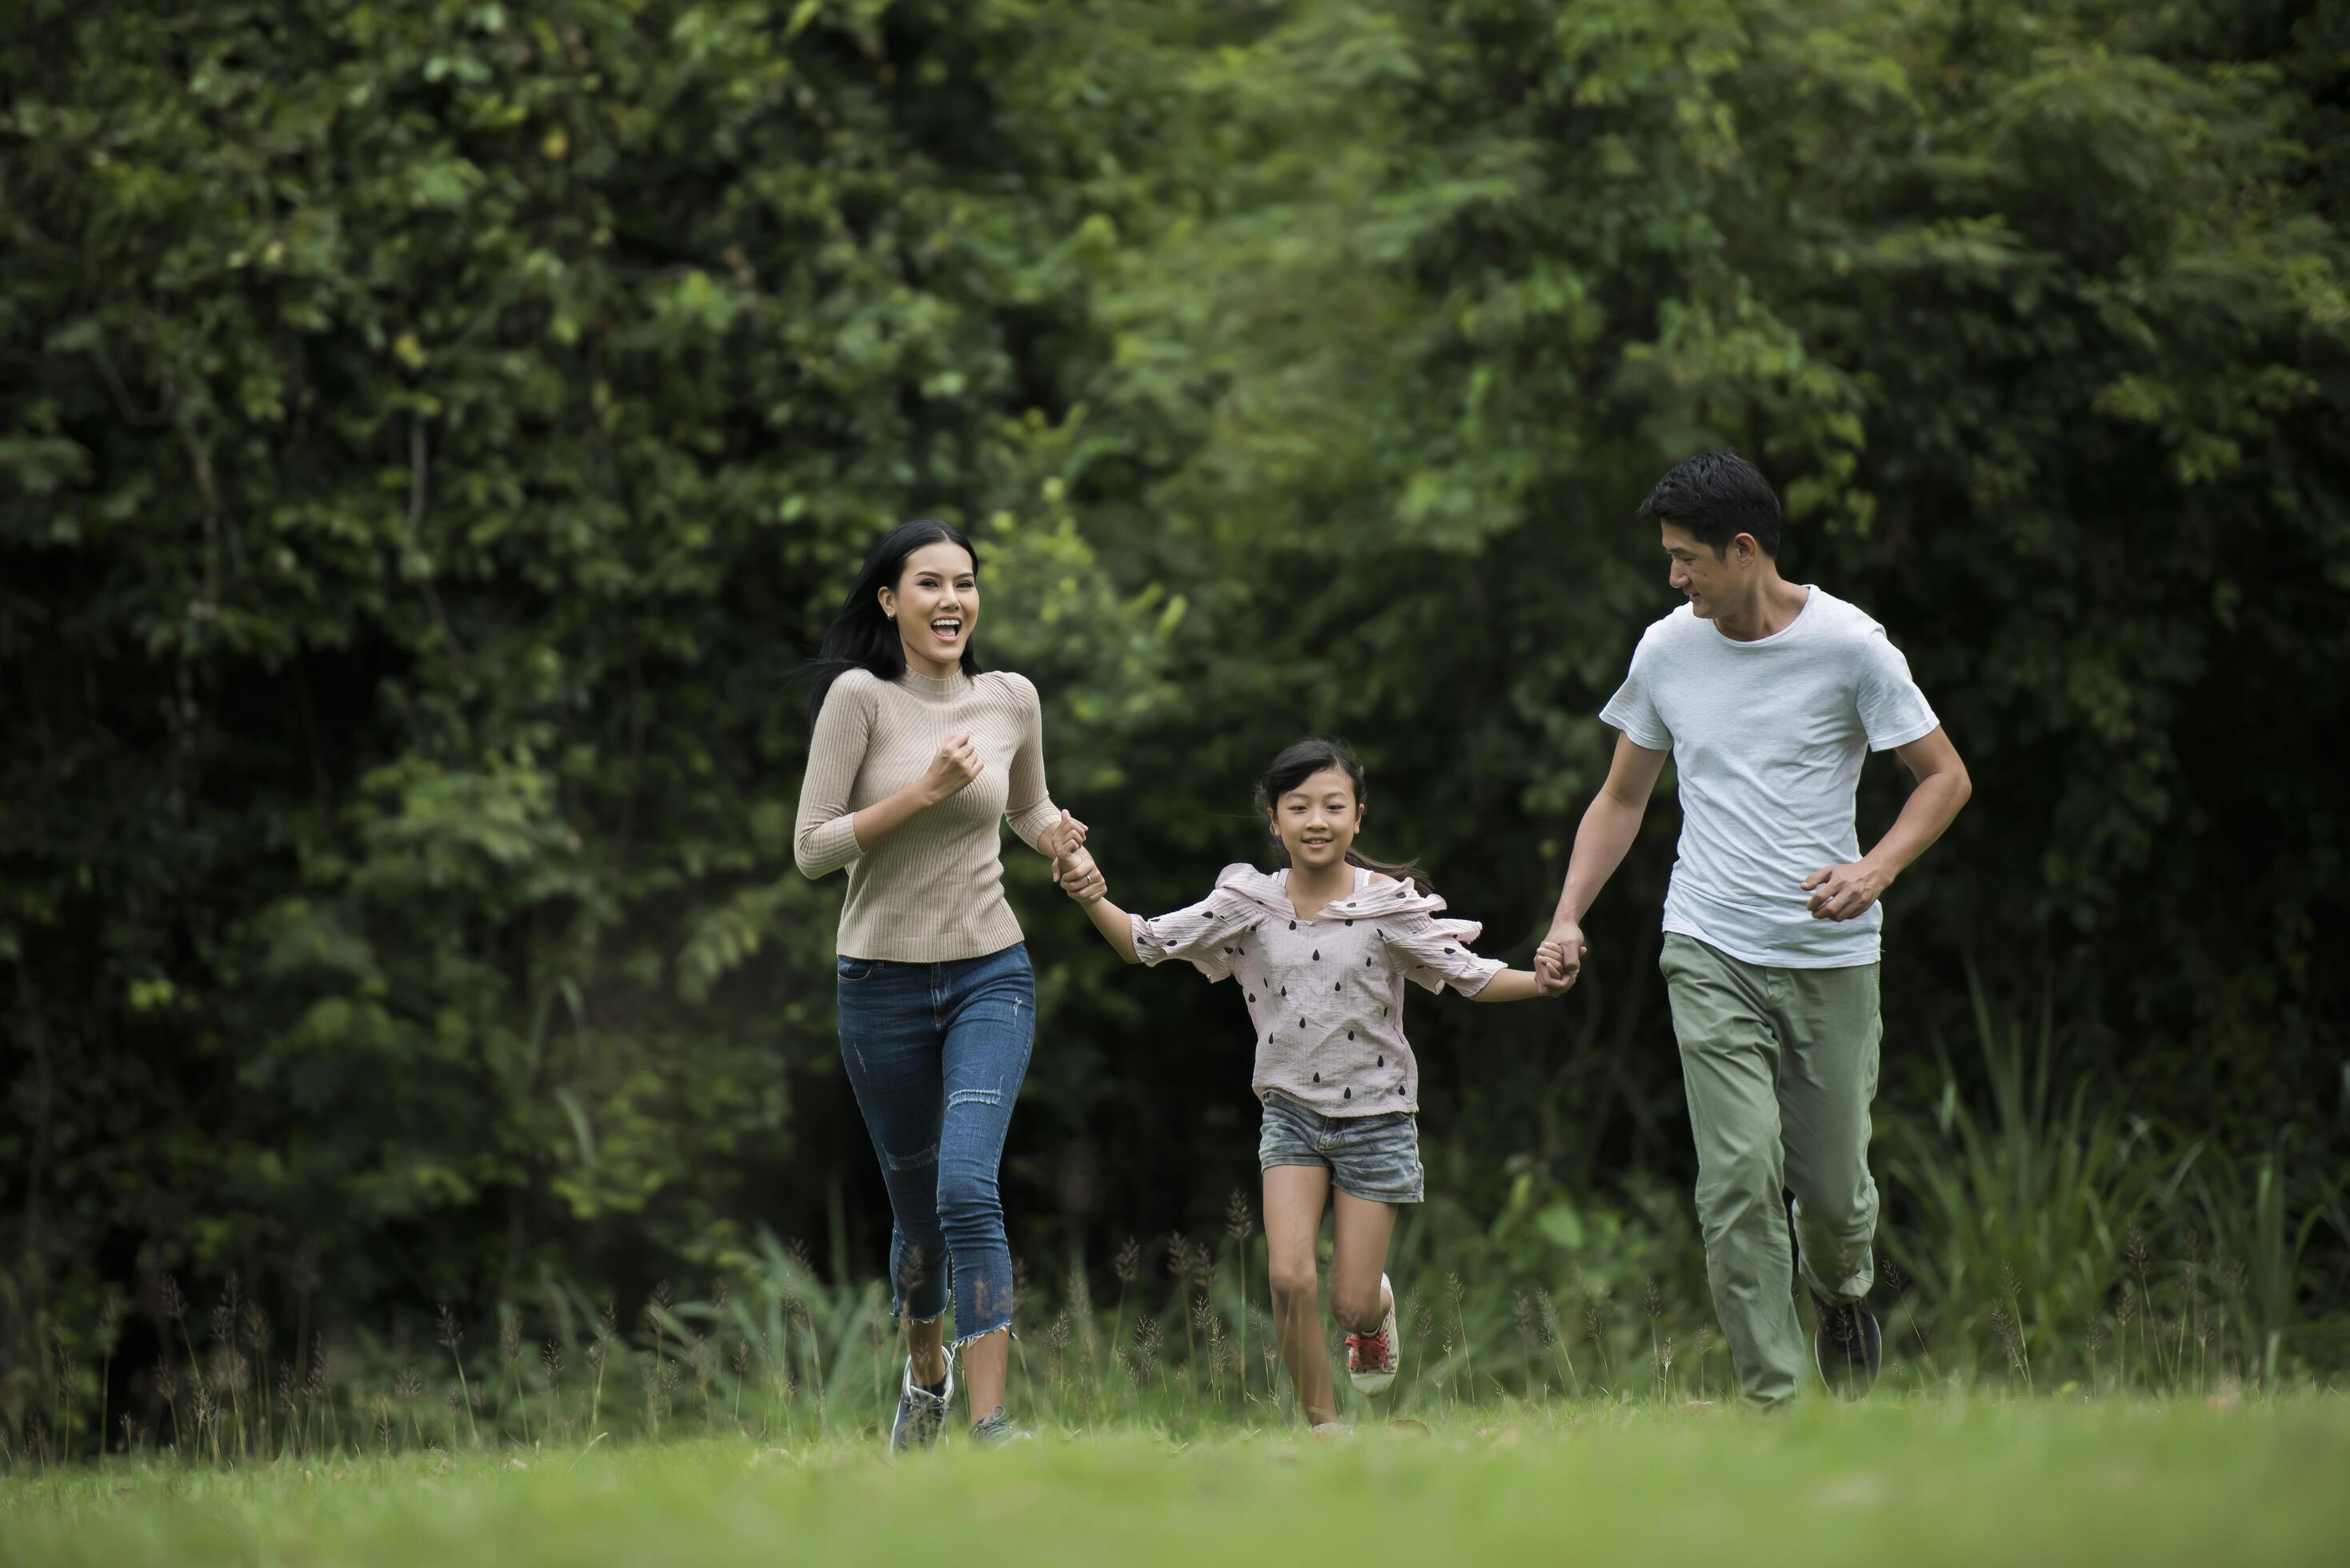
left=1038, top=807, right=1089, bottom=859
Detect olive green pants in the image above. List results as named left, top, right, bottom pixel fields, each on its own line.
left=1660, top=934, right=1881, bottom=1407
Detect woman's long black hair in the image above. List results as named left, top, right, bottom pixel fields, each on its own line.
left=1252, top=736, right=1433, bottom=896
left=802, top=520, right=983, bottom=730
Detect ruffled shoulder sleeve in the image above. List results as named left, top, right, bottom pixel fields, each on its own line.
left=1339, top=878, right=1507, bottom=996
left=1128, top=863, right=1281, bottom=982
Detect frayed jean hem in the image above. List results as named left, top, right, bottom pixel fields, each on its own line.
left=890, top=1292, right=1014, bottom=1350
left=951, top=1321, right=1015, bottom=1351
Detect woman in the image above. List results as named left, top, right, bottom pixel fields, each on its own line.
left=794, top=519, right=1091, bottom=1451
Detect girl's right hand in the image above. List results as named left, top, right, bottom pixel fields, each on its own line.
left=1057, top=850, right=1107, bottom=903
left=918, top=733, right=983, bottom=805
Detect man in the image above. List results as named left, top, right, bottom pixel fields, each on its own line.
left=1537, top=451, right=1971, bottom=1406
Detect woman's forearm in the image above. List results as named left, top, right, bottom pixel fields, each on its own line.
left=848, top=779, right=938, bottom=854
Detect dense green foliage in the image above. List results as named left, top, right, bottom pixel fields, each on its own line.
left=3, top=0, right=2345, bottom=1436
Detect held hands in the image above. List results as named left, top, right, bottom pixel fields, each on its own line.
left=1036, top=806, right=1090, bottom=861
left=1801, top=858, right=1891, bottom=921
left=919, top=733, right=983, bottom=805
left=1055, top=846, right=1106, bottom=903
left=1042, top=808, right=1103, bottom=902
left=1534, top=922, right=1588, bottom=995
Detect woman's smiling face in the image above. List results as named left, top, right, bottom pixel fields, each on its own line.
left=879, top=541, right=979, bottom=676
left=1269, top=766, right=1363, bottom=874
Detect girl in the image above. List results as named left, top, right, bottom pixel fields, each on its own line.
left=794, top=519, right=1094, bottom=1451
left=1056, top=737, right=1564, bottom=1431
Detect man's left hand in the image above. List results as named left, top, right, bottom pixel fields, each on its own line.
left=1800, top=860, right=1891, bottom=921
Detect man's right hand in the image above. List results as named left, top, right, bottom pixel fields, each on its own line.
left=918, top=733, right=983, bottom=805
left=1535, top=922, right=1589, bottom=991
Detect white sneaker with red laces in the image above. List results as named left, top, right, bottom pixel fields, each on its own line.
left=1346, top=1273, right=1401, bottom=1395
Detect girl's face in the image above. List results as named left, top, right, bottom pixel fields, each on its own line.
left=1268, top=766, right=1363, bottom=875
left=878, top=541, right=979, bottom=677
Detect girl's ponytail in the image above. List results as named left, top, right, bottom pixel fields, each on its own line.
left=1252, top=736, right=1435, bottom=898
left=1343, top=847, right=1433, bottom=899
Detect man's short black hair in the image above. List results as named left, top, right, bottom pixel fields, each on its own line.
left=1637, top=450, right=1782, bottom=558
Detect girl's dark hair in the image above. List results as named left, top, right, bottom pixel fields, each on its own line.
left=1251, top=736, right=1433, bottom=897
left=802, top=520, right=983, bottom=730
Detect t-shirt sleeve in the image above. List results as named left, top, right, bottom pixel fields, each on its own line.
left=1129, top=889, right=1260, bottom=982
left=1378, top=914, right=1507, bottom=997
left=1599, top=634, right=1671, bottom=750
left=1853, top=626, right=1940, bottom=752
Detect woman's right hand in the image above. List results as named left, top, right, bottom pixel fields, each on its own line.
left=917, top=733, right=983, bottom=805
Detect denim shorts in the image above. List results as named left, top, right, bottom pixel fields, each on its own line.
left=1257, top=1092, right=1424, bottom=1204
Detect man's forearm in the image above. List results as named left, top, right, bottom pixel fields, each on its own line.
left=1551, top=793, right=1647, bottom=928
left=1863, top=770, right=1971, bottom=880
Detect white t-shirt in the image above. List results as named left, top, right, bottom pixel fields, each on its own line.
left=1600, top=586, right=1940, bottom=969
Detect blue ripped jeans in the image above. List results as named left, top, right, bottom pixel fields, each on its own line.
left=835, top=942, right=1035, bottom=1346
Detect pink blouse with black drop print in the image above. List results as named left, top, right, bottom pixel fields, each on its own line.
left=1129, top=864, right=1503, bottom=1117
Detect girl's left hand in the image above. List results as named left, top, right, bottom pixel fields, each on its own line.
left=1533, top=954, right=1577, bottom=996
left=1056, top=847, right=1107, bottom=903
left=1039, top=807, right=1089, bottom=859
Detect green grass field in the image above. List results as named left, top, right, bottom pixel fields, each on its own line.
left=5, top=1397, right=2346, bottom=1567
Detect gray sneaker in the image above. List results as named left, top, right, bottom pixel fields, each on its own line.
left=890, top=1357, right=954, bottom=1454
left=968, top=1405, right=1034, bottom=1447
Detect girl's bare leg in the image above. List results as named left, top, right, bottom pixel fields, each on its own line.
left=1263, top=1166, right=1338, bottom=1426
left=1328, top=1188, right=1399, bottom=1337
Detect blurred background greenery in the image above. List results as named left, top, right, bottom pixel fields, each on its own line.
left=2, top=0, right=2346, bottom=1452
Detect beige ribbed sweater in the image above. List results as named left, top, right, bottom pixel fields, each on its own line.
left=793, top=667, right=1061, bottom=962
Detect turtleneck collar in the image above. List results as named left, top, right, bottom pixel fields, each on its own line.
left=899, top=666, right=972, bottom=700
